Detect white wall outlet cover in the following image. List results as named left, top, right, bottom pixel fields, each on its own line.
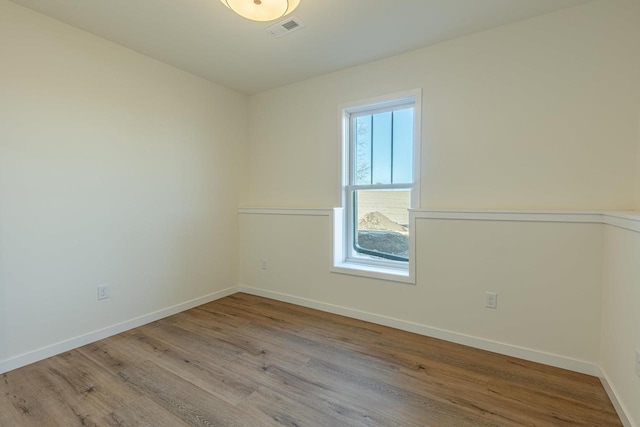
left=97, top=284, right=110, bottom=300
left=635, top=349, right=640, bottom=378
left=485, top=292, right=498, bottom=309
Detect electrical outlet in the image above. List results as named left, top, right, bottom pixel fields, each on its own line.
left=486, top=292, right=497, bottom=309
left=261, top=259, right=268, bottom=270
left=635, top=349, right=640, bottom=378
left=97, top=284, right=110, bottom=300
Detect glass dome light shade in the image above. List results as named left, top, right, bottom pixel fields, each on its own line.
left=220, top=0, right=300, bottom=22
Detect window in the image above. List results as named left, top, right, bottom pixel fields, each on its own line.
left=333, top=90, right=421, bottom=283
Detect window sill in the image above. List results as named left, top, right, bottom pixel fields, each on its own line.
left=330, top=261, right=415, bottom=284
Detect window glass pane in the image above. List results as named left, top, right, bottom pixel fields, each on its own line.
left=392, top=108, right=414, bottom=184
left=354, top=189, right=410, bottom=261
left=354, top=116, right=372, bottom=185
left=372, top=112, right=392, bottom=185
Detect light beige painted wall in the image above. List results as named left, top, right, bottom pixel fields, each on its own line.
left=601, top=226, right=640, bottom=425
left=637, top=111, right=640, bottom=210
left=241, top=0, right=640, bottom=421
left=1, top=3, right=638, bottom=425
left=240, top=214, right=603, bottom=363
left=0, top=0, right=247, bottom=360
left=245, top=0, right=640, bottom=210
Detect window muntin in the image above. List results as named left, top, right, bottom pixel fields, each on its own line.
left=346, top=102, right=415, bottom=265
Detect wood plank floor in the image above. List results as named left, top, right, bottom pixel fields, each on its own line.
left=1, top=293, right=621, bottom=426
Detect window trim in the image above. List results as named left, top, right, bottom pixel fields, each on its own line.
left=331, top=89, right=421, bottom=284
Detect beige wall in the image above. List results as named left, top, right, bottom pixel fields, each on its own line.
left=601, top=226, right=640, bottom=425
left=246, top=0, right=640, bottom=210
left=637, top=110, right=640, bottom=210
left=241, top=1, right=640, bottom=424
left=241, top=0, right=640, bottom=357
left=2, top=0, right=639, bottom=423
left=240, top=214, right=603, bottom=363
left=0, top=0, right=247, bottom=360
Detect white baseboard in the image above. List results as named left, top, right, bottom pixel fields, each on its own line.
left=238, top=285, right=600, bottom=376
left=239, top=286, right=639, bottom=424
left=0, top=285, right=602, bottom=377
left=599, top=368, right=636, bottom=427
left=0, top=286, right=240, bottom=375
left=2, top=283, right=632, bottom=426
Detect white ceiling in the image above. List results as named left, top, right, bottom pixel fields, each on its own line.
left=10, top=0, right=593, bottom=94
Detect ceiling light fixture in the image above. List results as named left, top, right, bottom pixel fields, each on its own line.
left=219, top=0, right=300, bottom=22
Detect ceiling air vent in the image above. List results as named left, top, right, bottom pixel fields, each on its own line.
left=266, top=17, right=305, bottom=38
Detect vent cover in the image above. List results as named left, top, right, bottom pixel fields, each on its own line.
left=266, top=17, right=305, bottom=38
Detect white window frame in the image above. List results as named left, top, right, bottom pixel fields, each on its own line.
left=331, top=89, right=421, bottom=284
